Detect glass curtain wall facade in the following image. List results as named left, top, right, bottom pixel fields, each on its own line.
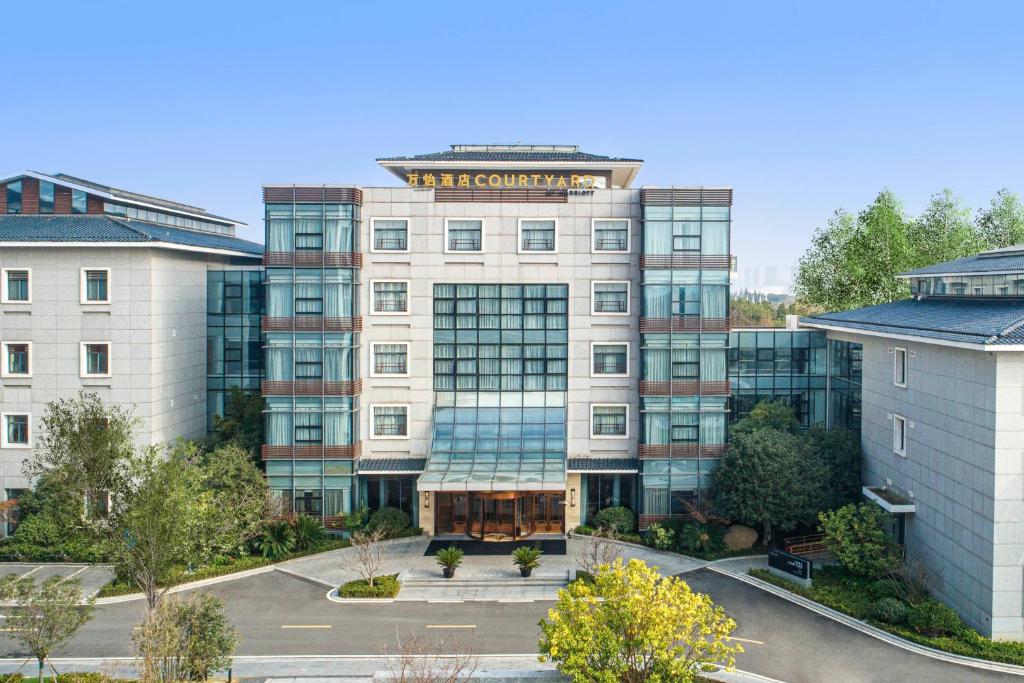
left=638, top=190, right=731, bottom=527
left=207, top=268, right=264, bottom=429
left=829, top=339, right=863, bottom=432
left=262, top=192, right=362, bottom=524
left=728, top=330, right=827, bottom=427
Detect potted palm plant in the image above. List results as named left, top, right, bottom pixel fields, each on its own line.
left=436, top=546, right=464, bottom=579
left=512, top=545, right=542, bottom=577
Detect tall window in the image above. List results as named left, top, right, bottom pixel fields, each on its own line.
left=294, top=221, right=324, bottom=250
left=893, top=414, right=907, bottom=456
left=5, top=181, right=22, bottom=214
left=592, top=343, right=628, bottom=376
left=295, top=347, right=324, bottom=379
left=295, top=412, right=323, bottom=444
left=894, top=347, right=907, bottom=387
left=372, top=281, right=409, bottom=314
left=593, top=282, right=629, bottom=315
left=81, top=343, right=111, bottom=377
left=2, top=269, right=29, bottom=303
left=519, top=219, right=556, bottom=252
left=372, top=405, right=408, bottom=438
left=2, top=414, right=29, bottom=448
left=671, top=413, right=700, bottom=443
left=372, top=343, right=409, bottom=376
left=2, top=343, right=29, bottom=377
left=72, top=189, right=87, bottom=214
left=592, top=405, right=628, bottom=438
left=592, top=219, right=629, bottom=252
left=446, top=219, right=483, bottom=252
left=371, top=219, right=409, bottom=252
left=38, top=181, right=55, bottom=214
left=81, top=268, right=110, bottom=303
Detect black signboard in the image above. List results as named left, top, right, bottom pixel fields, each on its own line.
left=769, top=549, right=812, bottom=581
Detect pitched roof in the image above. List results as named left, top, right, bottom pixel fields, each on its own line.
left=0, top=215, right=263, bottom=257
left=900, top=247, right=1024, bottom=277
left=378, top=144, right=641, bottom=163
left=801, top=298, right=1024, bottom=347
left=566, top=457, right=639, bottom=473
left=357, top=458, right=427, bottom=474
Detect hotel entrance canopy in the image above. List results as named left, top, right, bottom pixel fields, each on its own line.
left=418, top=403, right=567, bottom=492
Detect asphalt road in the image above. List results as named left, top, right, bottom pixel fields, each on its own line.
left=0, top=568, right=1018, bottom=682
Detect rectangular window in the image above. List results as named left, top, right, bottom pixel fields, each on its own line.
left=2, top=343, right=30, bottom=377
left=372, top=405, right=408, bottom=439
left=2, top=269, right=30, bottom=303
left=81, top=268, right=110, bottom=303
left=38, top=181, right=55, bottom=214
left=893, top=414, right=906, bottom=456
left=592, top=404, right=628, bottom=438
left=592, top=343, right=628, bottom=376
left=372, top=343, right=409, bottom=376
left=371, top=219, right=409, bottom=252
left=2, top=414, right=29, bottom=448
left=894, top=347, right=907, bottom=387
left=519, top=219, right=556, bottom=253
left=592, top=281, right=629, bottom=315
left=294, top=222, right=324, bottom=250
left=592, top=219, right=630, bottom=253
left=72, top=189, right=87, bottom=214
left=295, top=412, right=323, bottom=444
left=445, top=219, right=483, bottom=252
left=671, top=413, right=700, bottom=443
left=81, top=342, right=111, bottom=377
left=295, top=347, right=323, bottom=379
left=6, top=181, right=22, bottom=214
left=372, top=281, right=409, bottom=314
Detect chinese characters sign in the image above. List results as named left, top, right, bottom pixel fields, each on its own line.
left=406, top=172, right=597, bottom=189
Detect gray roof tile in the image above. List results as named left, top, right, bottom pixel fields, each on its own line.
left=566, top=457, right=638, bottom=472
left=901, top=252, right=1024, bottom=276
left=378, top=150, right=641, bottom=163
left=358, top=458, right=427, bottom=473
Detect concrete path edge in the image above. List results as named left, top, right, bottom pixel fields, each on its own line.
left=710, top=565, right=1024, bottom=676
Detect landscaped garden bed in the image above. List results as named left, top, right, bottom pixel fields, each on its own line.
left=750, top=566, right=1024, bottom=665
left=337, top=573, right=400, bottom=598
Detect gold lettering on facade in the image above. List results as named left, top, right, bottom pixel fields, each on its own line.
left=488, top=174, right=501, bottom=188
left=440, top=173, right=454, bottom=187
left=543, top=174, right=555, bottom=186
left=474, top=174, right=487, bottom=187
left=556, top=175, right=567, bottom=188
left=423, top=173, right=436, bottom=187
left=570, top=175, right=580, bottom=188
left=458, top=174, right=471, bottom=187
left=519, top=174, right=528, bottom=187
left=407, top=172, right=420, bottom=187
left=503, top=174, right=516, bottom=187
left=409, top=171, right=600, bottom=190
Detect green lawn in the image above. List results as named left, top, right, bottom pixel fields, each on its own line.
left=750, top=567, right=1024, bottom=665
left=96, top=538, right=350, bottom=598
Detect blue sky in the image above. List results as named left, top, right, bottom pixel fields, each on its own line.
left=3, top=1, right=1023, bottom=291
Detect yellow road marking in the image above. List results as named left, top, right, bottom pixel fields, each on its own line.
left=727, top=636, right=764, bottom=645
left=426, top=624, right=477, bottom=629
left=281, top=624, right=332, bottom=629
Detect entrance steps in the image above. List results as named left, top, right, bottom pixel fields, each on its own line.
left=396, top=569, right=571, bottom=601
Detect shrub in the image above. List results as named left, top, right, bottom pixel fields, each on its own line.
left=256, top=520, right=295, bottom=560
left=867, top=578, right=905, bottom=601
left=435, top=546, right=464, bottom=570
left=512, top=545, right=542, bottom=570
left=908, top=599, right=963, bottom=636
left=292, top=515, right=326, bottom=551
left=11, top=513, right=66, bottom=547
left=818, top=503, right=902, bottom=578
left=593, top=507, right=635, bottom=534
left=338, top=574, right=400, bottom=598
left=366, top=507, right=412, bottom=538
left=678, top=522, right=726, bottom=554
left=646, top=523, right=675, bottom=551
left=0, top=674, right=24, bottom=683
left=867, top=597, right=910, bottom=625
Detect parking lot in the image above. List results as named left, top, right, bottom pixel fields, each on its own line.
left=0, top=563, right=114, bottom=600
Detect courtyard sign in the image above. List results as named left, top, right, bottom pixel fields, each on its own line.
left=406, top=172, right=597, bottom=189
left=768, top=548, right=812, bottom=582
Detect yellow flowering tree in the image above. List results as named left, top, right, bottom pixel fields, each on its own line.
left=539, top=558, right=741, bottom=683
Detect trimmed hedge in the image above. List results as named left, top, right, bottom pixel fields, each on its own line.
left=908, top=599, right=963, bottom=636
left=97, top=537, right=350, bottom=598
left=338, top=574, right=400, bottom=598
left=867, top=597, right=909, bottom=625
left=749, top=567, right=1024, bottom=665
left=592, top=507, right=635, bottom=534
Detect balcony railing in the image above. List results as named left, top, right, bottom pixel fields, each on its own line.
left=521, top=238, right=555, bottom=251
left=448, top=239, right=482, bottom=251
left=594, top=299, right=628, bottom=313
left=263, top=252, right=363, bottom=268
left=261, top=316, right=362, bottom=332
left=262, top=379, right=362, bottom=396
left=593, top=361, right=628, bottom=375
left=261, top=442, right=361, bottom=459
left=639, top=254, right=733, bottom=270
left=373, top=297, right=408, bottom=313
left=639, top=316, right=729, bottom=333
left=373, top=422, right=408, bottom=437
left=373, top=237, right=408, bottom=251
left=594, top=238, right=628, bottom=251
left=639, top=380, right=730, bottom=396
left=373, top=362, right=408, bottom=375
left=638, top=443, right=728, bottom=459
left=593, top=423, right=627, bottom=436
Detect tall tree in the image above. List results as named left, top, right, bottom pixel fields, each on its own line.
left=976, top=189, right=1024, bottom=249
left=134, top=593, right=238, bottom=682
left=25, top=391, right=138, bottom=525
left=208, top=388, right=264, bottom=460
left=908, top=188, right=984, bottom=268
left=0, top=575, right=94, bottom=683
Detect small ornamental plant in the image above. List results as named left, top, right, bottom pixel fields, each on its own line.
left=512, top=545, right=542, bottom=577
left=436, top=546, right=464, bottom=578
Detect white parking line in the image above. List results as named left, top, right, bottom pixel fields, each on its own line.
left=19, top=566, right=41, bottom=579
left=63, top=566, right=90, bottom=581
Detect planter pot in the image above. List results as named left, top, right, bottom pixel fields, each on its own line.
left=520, top=567, right=533, bottom=577
left=443, top=567, right=455, bottom=579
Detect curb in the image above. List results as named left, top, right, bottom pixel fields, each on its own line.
left=93, top=566, right=276, bottom=605
left=710, top=566, right=1024, bottom=677
left=326, top=587, right=397, bottom=604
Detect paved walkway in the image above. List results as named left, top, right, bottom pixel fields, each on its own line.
left=0, top=562, right=114, bottom=599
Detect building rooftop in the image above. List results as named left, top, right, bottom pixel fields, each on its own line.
left=801, top=297, right=1024, bottom=348
left=378, top=144, right=643, bottom=163
left=0, top=215, right=262, bottom=257
left=900, top=246, right=1024, bottom=277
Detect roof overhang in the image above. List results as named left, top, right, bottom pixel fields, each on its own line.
left=0, top=170, right=245, bottom=227
left=0, top=241, right=261, bottom=260
left=799, top=319, right=1024, bottom=352
left=377, top=159, right=643, bottom=189
left=863, top=485, right=916, bottom=514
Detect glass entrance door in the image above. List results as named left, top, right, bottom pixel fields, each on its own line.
left=454, top=491, right=565, bottom=540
